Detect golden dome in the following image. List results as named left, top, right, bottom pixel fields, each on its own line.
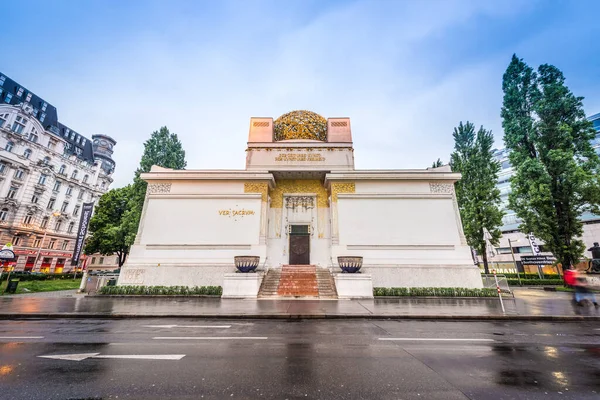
left=273, top=110, right=327, bottom=141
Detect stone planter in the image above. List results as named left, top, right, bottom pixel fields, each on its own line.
left=234, top=256, right=260, bottom=273
left=338, top=256, right=363, bottom=273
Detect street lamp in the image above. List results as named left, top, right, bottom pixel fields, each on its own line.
left=508, top=238, right=522, bottom=285
left=34, top=211, right=61, bottom=273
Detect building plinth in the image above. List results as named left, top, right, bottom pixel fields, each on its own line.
left=222, top=273, right=264, bottom=299
left=334, top=273, right=374, bottom=299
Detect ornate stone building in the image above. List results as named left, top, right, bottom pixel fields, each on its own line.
left=0, top=72, right=116, bottom=273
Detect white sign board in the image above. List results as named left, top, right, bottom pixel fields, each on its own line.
left=528, top=233, right=541, bottom=255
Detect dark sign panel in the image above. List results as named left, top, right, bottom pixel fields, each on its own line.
left=71, top=202, right=94, bottom=266
left=520, top=255, right=556, bottom=265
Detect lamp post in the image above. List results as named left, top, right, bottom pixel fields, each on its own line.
left=34, top=211, right=61, bottom=273
left=508, top=238, right=522, bottom=286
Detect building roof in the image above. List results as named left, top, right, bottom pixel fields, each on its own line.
left=0, top=72, right=95, bottom=163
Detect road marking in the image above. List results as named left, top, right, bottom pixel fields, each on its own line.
left=0, top=336, right=44, bottom=339
left=38, top=353, right=185, bottom=362
left=153, top=336, right=268, bottom=340
left=143, top=325, right=231, bottom=329
left=378, top=338, right=494, bottom=342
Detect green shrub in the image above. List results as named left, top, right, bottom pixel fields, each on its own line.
left=98, top=285, right=223, bottom=296
left=506, top=279, right=563, bottom=286
left=373, top=287, right=499, bottom=297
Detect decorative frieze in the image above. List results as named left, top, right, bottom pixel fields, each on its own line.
left=429, top=183, right=454, bottom=194
left=285, top=196, right=315, bottom=209
left=330, top=182, right=355, bottom=202
left=243, top=182, right=268, bottom=202
left=269, top=179, right=328, bottom=208
left=147, top=183, right=171, bottom=194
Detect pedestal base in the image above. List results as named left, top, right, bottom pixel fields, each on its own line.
left=222, top=273, right=264, bottom=299
left=334, top=273, right=374, bottom=299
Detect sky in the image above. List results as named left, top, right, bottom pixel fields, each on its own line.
left=2, top=0, right=599, bottom=188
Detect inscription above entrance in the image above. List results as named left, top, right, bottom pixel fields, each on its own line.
left=275, top=153, right=325, bottom=162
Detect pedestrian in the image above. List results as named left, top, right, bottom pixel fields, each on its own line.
left=566, top=265, right=599, bottom=307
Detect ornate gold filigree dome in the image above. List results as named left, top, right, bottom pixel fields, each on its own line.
left=273, top=110, right=327, bottom=141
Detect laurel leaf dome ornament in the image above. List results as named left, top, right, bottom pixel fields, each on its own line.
left=273, top=110, right=327, bottom=141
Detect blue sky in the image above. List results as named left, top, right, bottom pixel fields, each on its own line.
left=3, top=0, right=599, bottom=188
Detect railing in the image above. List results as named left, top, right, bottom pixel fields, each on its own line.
left=481, top=274, right=513, bottom=296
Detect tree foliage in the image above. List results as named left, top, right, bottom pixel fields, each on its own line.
left=450, top=121, right=504, bottom=274
left=501, top=54, right=600, bottom=270
left=84, top=186, right=133, bottom=268
left=431, top=158, right=444, bottom=168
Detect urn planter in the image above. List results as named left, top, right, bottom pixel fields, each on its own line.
left=234, top=256, right=260, bottom=273
left=338, top=256, right=363, bottom=273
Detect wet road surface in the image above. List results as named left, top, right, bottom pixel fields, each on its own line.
left=0, top=319, right=599, bottom=399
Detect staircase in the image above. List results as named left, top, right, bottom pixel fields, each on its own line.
left=258, top=265, right=338, bottom=299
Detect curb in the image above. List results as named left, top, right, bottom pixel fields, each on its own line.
left=0, top=313, right=598, bottom=321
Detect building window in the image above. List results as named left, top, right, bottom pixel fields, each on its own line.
left=28, top=131, right=39, bottom=143
left=71, top=170, right=78, bottom=179
left=4, top=93, right=13, bottom=103
left=14, top=169, right=24, bottom=180
left=41, top=102, right=47, bottom=112
left=23, top=148, right=32, bottom=159
left=5, top=141, right=14, bottom=152
left=48, top=239, right=56, bottom=249
left=31, top=192, right=40, bottom=204
left=60, top=201, right=68, bottom=212
left=48, top=139, right=57, bottom=150
left=73, top=205, right=80, bottom=216
left=61, top=240, right=69, bottom=250
left=40, top=113, right=46, bottom=123
left=40, top=216, right=49, bottom=229
left=33, top=237, right=42, bottom=248
left=0, top=163, right=5, bottom=174
left=38, top=174, right=48, bottom=185
left=12, top=236, right=21, bottom=246
left=83, top=174, right=89, bottom=183
left=54, top=219, right=63, bottom=231
left=11, top=116, right=27, bottom=134
left=43, top=156, right=51, bottom=165
left=16, top=87, right=24, bottom=97
left=23, top=213, right=34, bottom=225
left=101, top=181, right=106, bottom=189
left=91, top=257, right=96, bottom=264
left=53, top=181, right=61, bottom=192
left=25, top=93, right=32, bottom=102
left=66, top=186, right=73, bottom=196
left=99, top=257, right=104, bottom=265
left=7, top=186, right=18, bottom=199
left=47, top=197, right=56, bottom=210
left=67, top=221, right=75, bottom=233
left=0, top=113, right=7, bottom=128
left=77, top=190, right=84, bottom=200
left=59, top=165, right=66, bottom=175
left=0, top=208, right=8, bottom=221
left=70, top=131, right=75, bottom=140
left=0, top=75, right=5, bottom=86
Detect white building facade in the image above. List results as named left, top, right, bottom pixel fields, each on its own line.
left=0, top=72, right=116, bottom=273
left=119, top=111, right=482, bottom=294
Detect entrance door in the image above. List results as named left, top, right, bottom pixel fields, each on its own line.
left=289, top=225, right=310, bottom=265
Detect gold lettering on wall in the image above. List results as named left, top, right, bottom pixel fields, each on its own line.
left=274, top=153, right=325, bottom=162
left=218, top=209, right=256, bottom=217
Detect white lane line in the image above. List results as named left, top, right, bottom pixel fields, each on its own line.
left=0, top=336, right=44, bottom=339
left=378, top=338, right=494, bottom=342
left=38, top=353, right=185, bottom=361
left=143, top=325, right=231, bottom=329
left=153, top=336, right=268, bottom=340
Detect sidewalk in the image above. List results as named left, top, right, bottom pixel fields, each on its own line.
left=0, top=288, right=598, bottom=320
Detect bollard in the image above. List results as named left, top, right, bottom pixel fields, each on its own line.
left=492, top=269, right=505, bottom=313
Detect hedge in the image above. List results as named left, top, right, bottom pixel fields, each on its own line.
left=373, top=287, right=500, bottom=297
left=98, top=285, right=223, bottom=296
left=507, top=279, right=563, bottom=286
left=492, top=273, right=560, bottom=279
left=0, top=272, right=80, bottom=282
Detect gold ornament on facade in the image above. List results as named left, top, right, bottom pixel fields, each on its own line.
left=331, top=182, right=355, bottom=202
left=269, top=179, right=329, bottom=208
left=273, top=110, right=328, bottom=142
left=244, top=182, right=269, bottom=202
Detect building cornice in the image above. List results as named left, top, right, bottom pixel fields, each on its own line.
left=141, top=169, right=275, bottom=187
left=324, top=170, right=462, bottom=184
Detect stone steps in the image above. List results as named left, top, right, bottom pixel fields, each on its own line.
left=258, top=265, right=338, bottom=299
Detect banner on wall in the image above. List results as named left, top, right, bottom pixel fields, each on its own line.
left=71, top=202, right=94, bottom=266
left=527, top=233, right=542, bottom=255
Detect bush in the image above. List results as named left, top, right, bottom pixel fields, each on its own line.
left=373, top=287, right=499, bottom=297
left=0, top=272, right=80, bottom=282
left=98, top=285, right=223, bottom=296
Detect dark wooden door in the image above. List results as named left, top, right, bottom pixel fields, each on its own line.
left=289, top=228, right=310, bottom=265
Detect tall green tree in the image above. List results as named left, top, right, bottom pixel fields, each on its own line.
left=501, top=55, right=600, bottom=270
left=125, top=127, right=187, bottom=241
left=85, top=186, right=133, bottom=268
left=450, top=121, right=504, bottom=274
left=431, top=158, right=444, bottom=168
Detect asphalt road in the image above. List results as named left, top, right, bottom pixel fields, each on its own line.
left=0, top=319, right=599, bottom=400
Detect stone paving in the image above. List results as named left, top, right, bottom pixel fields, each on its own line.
left=0, top=288, right=598, bottom=319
